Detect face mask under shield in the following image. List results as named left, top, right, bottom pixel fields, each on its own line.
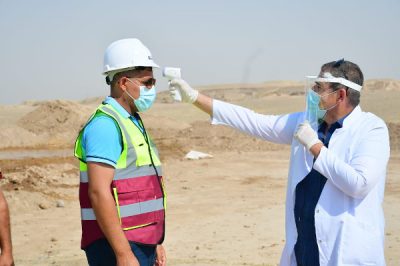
left=304, top=76, right=324, bottom=129
left=304, top=73, right=363, bottom=129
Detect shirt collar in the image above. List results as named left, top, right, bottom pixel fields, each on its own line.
left=103, top=96, right=131, bottom=119
left=319, top=110, right=351, bottom=132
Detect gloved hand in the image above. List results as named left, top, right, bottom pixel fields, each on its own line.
left=168, top=78, right=199, bottom=103
left=294, top=121, right=322, bottom=151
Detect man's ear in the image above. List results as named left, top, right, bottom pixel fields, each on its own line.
left=118, top=77, right=129, bottom=91
left=338, top=87, right=347, bottom=102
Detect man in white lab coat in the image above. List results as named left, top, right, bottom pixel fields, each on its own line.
left=168, top=59, right=390, bottom=266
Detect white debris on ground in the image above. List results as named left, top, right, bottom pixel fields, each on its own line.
left=184, top=150, right=213, bottom=160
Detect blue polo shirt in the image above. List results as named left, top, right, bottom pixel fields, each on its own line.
left=81, top=96, right=143, bottom=168
left=294, top=115, right=347, bottom=266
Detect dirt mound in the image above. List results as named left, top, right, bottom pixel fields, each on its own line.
left=0, top=157, right=78, bottom=198
left=14, top=100, right=94, bottom=148
left=157, top=81, right=305, bottom=104
left=150, top=120, right=286, bottom=161
left=388, top=122, right=400, bottom=151
left=18, top=100, right=89, bottom=134
left=364, top=79, right=400, bottom=92
left=79, top=96, right=103, bottom=106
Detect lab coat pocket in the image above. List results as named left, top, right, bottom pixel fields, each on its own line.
left=341, top=217, right=383, bottom=265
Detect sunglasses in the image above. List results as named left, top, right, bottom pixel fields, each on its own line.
left=127, top=77, right=156, bottom=89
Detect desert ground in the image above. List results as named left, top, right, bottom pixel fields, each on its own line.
left=1, top=79, right=399, bottom=265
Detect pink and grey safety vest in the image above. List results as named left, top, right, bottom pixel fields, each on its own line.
left=74, top=103, right=166, bottom=249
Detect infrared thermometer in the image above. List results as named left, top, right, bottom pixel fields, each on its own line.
left=162, top=67, right=182, bottom=101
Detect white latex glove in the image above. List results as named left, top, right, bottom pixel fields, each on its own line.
left=168, top=78, right=199, bottom=103
left=294, top=121, right=322, bottom=151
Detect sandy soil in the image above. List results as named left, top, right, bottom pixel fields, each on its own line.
left=1, top=79, right=399, bottom=265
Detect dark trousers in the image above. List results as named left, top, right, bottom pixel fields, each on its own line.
left=84, top=238, right=156, bottom=266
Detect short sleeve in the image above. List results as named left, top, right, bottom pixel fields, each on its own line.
left=82, top=116, right=122, bottom=168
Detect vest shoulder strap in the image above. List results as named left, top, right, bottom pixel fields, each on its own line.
left=74, top=105, right=124, bottom=161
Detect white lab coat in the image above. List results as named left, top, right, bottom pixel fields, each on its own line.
left=211, top=100, right=390, bottom=266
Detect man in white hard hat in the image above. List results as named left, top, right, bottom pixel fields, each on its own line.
left=168, top=59, right=390, bottom=265
left=75, top=38, right=166, bottom=266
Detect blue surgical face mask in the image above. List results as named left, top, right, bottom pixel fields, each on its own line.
left=125, top=79, right=157, bottom=112
left=306, top=89, right=338, bottom=127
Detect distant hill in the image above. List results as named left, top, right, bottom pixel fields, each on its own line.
left=157, top=79, right=400, bottom=103
left=1, top=79, right=399, bottom=151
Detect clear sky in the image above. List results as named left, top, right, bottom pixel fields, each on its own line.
left=0, top=0, right=399, bottom=104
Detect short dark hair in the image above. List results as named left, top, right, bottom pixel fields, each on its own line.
left=320, top=59, right=363, bottom=107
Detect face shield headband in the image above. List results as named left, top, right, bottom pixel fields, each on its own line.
left=306, top=72, right=362, bottom=91
left=304, top=72, right=361, bottom=129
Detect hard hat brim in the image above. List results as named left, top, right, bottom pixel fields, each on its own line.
left=102, top=62, right=159, bottom=75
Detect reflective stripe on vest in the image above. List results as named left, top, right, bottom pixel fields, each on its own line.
left=75, top=102, right=166, bottom=247
left=81, top=198, right=164, bottom=220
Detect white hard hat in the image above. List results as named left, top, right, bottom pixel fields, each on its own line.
left=103, top=38, right=159, bottom=82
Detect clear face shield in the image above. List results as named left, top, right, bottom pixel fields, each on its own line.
left=304, top=72, right=363, bottom=128
left=304, top=76, right=323, bottom=129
